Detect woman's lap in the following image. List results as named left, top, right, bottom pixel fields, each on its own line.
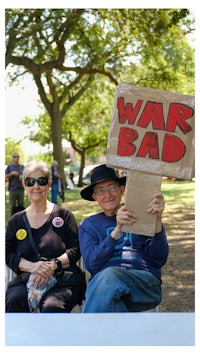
left=6, top=281, right=82, bottom=313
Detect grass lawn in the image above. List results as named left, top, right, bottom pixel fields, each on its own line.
left=161, top=179, right=195, bottom=236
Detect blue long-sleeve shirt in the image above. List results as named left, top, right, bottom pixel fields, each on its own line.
left=79, top=212, right=169, bottom=281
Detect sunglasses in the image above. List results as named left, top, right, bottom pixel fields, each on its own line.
left=24, top=177, right=49, bottom=187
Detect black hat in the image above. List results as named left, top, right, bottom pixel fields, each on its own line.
left=80, top=164, right=126, bottom=201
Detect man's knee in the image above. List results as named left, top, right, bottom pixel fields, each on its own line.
left=90, top=267, right=122, bottom=291
left=96, top=267, right=119, bottom=281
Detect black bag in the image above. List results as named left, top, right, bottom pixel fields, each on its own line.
left=54, top=265, right=87, bottom=304
left=55, top=265, right=87, bottom=302
left=56, top=265, right=86, bottom=288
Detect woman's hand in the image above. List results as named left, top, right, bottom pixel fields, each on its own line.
left=30, top=260, right=54, bottom=275
left=19, top=258, right=55, bottom=287
left=30, top=260, right=55, bottom=287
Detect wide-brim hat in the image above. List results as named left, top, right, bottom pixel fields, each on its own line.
left=80, top=164, right=126, bottom=201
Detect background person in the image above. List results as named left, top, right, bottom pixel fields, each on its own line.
left=6, top=161, right=85, bottom=312
left=51, top=160, right=62, bottom=204
left=79, top=164, right=169, bottom=313
left=5, top=153, right=24, bottom=215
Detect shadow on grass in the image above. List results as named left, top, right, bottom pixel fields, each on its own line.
left=161, top=195, right=195, bottom=311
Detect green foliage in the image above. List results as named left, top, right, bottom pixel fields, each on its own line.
left=5, top=8, right=195, bottom=167
left=63, top=77, right=115, bottom=154
left=21, top=113, right=52, bottom=146
left=33, top=152, right=54, bottom=166
left=6, top=8, right=195, bottom=97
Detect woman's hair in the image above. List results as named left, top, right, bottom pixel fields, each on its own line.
left=22, top=161, right=51, bottom=181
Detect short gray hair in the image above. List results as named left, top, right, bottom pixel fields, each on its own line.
left=22, top=161, right=50, bottom=181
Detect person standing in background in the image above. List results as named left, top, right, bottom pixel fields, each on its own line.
left=51, top=160, right=62, bottom=204
left=5, top=153, right=24, bottom=215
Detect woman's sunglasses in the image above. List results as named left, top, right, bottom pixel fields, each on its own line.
left=24, top=177, right=49, bottom=187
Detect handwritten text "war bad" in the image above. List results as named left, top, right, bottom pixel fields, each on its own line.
left=117, top=97, right=194, bottom=163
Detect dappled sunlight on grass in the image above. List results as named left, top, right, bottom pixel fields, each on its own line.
left=161, top=181, right=195, bottom=241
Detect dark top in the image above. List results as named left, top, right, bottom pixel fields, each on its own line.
left=6, top=204, right=81, bottom=275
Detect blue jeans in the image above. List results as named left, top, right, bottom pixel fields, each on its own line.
left=51, top=184, right=59, bottom=204
left=83, top=266, right=162, bottom=313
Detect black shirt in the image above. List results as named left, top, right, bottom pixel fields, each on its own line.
left=6, top=204, right=80, bottom=274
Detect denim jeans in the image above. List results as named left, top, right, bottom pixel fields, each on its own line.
left=51, top=184, right=58, bottom=204
left=83, top=266, right=162, bottom=313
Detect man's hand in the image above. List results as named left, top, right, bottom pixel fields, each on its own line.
left=147, top=193, right=165, bottom=233
left=146, top=193, right=165, bottom=217
left=111, top=205, right=137, bottom=240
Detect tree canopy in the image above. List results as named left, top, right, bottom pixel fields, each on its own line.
left=5, top=8, right=195, bottom=182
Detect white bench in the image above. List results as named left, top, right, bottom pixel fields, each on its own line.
left=5, top=312, right=195, bottom=346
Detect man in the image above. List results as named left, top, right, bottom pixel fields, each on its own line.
left=78, top=164, right=169, bottom=312
left=5, top=153, right=24, bottom=215
left=51, top=160, right=62, bottom=204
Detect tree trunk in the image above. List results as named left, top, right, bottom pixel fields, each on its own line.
left=78, top=150, right=86, bottom=187
left=50, top=103, right=65, bottom=185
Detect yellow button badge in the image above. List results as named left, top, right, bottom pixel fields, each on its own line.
left=16, top=229, right=27, bottom=240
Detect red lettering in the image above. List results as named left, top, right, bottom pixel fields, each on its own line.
left=117, top=97, right=143, bottom=124
left=137, top=101, right=165, bottom=130
left=166, top=103, right=193, bottom=134
left=117, top=128, right=138, bottom=156
left=162, top=134, right=186, bottom=162
left=137, top=132, right=159, bottom=159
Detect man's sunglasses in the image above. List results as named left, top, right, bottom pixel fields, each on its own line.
left=24, top=177, right=49, bottom=187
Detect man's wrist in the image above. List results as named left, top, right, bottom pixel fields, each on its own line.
left=155, top=219, right=162, bottom=234
left=111, top=226, right=121, bottom=240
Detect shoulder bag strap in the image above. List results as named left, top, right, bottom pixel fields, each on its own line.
left=22, top=212, right=41, bottom=260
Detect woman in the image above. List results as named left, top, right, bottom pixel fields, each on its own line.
left=6, top=161, right=85, bottom=312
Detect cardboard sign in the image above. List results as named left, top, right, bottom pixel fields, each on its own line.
left=123, top=171, right=162, bottom=236
left=107, top=84, right=195, bottom=179
left=106, top=84, right=195, bottom=235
